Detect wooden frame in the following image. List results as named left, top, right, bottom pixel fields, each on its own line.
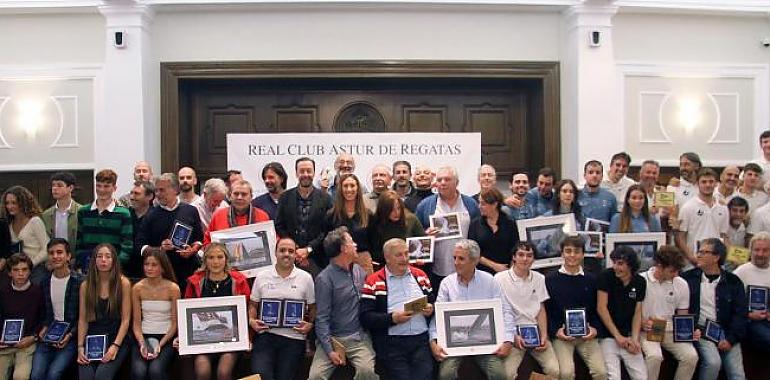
left=160, top=61, right=560, bottom=175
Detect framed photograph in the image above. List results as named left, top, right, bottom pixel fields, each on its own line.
left=170, top=221, right=193, bottom=249
left=605, top=232, right=666, bottom=272
left=435, top=299, right=504, bottom=357
left=259, top=299, right=283, bottom=327
left=516, top=214, right=577, bottom=269
left=407, top=236, right=435, bottom=263
left=1, top=319, right=23, bottom=344
left=564, top=308, right=588, bottom=337
left=43, top=321, right=70, bottom=344
left=85, top=335, right=106, bottom=361
left=584, top=218, right=609, bottom=233
left=646, top=318, right=667, bottom=342
left=177, top=295, right=250, bottom=355
left=430, top=212, right=462, bottom=241
left=517, top=324, right=541, bottom=348
left=672, top=315, right=695, bottom=342
left=578, top=231, right=603, bottom=258
left=748, top=285, right=769, bottom=312
left=282, top=299, right=306, bottom=328
left=210, top=220, right=278, bottom=278
left=704, top=319, right=724, bottom=343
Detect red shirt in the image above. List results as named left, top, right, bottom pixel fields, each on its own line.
left=203, top=206, right=271, bottom=246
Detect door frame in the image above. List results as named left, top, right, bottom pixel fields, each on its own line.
left=160, top=60, right=560, bottom=174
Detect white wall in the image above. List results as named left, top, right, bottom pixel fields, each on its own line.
left=153, top=8, right=562, bottom=61
left=0, top=13, right=105, bottom=65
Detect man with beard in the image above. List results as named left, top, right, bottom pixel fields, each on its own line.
left=364, top=164, right=393, bottom=213
left=136, top=173, right=204, bottom=293
left=667, top=152, right=701, bottom=207
left=502, top=173, right=536, bottom=221
left=714, top=165, right=740, bottom=205
left=276, top=157, right=333, bottom=275
left=579, top=160, right=618, bottom=224
left=392, top=160, right=414, bottom=200
left=525, top=167, right=556, bottom=217
left=404, top=165, right=434, bottom=212
left=734, top=163, right=768, bottom=216
left=177, top=166, right=200, bottom=204
left=676, top=168, right=730, bottom=267
left=252, top=162, right=287, bottom=220
left=473, top=164, right=497, bottom=202
left=204, top=180, right=270, bottom=245
left=117, top=160, right=153, bottom=207
left=601, top=152, right=635, bottom=211
left=190, top=178, right=228, bottom=230
left=638, top=160, right=661, bottom=205
left=126, top=180, right=155, bottom=278
left=734, top=232, right=770, bottom=352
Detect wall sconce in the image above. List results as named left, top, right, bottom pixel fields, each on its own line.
left=16, top=99, right=44, bottom=140
left=676, top=97, right=701, bottom=133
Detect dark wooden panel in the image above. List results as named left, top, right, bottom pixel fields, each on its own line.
left=401, top=104, right=448, bottom=133
left=0, top=170, right=94, bottom=210
left=273, top=106, right=320, bottom=133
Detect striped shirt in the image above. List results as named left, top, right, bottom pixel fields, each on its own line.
left=75, top=201, right=133, bottom=271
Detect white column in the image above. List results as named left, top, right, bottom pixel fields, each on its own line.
left=97, top=1, right=157, bottom=192
left=560, top=0, right=620, bottom=180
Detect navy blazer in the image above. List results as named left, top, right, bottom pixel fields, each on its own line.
left=681, top=268, right=747, bottom=345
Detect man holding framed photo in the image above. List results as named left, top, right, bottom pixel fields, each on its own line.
left=249, top=237, right=316, bottom=380
left=682, top=238, right=747, bottom=380
left=309, top=227, right=377, bottom=380
left=544, top=235, right=608, bottom=380
left=0, top=253, right=44, bottom=380
left=596, top=246, right=647, bottom=380
left=734, top=232, right=770, bottom=352
left=429, top=239, right=513, bottom=380
left=494, top=242, right=559, bottom=379
left=30, top=238, right=83, bottom=380
left=639, top=246, right=698, bottom=380
left=360, top=238, right=435, bottom=380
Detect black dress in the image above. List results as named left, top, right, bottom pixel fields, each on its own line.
left=468, top=214, right=519, bottom=274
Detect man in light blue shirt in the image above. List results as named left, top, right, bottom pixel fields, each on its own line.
left=429, top=239, right=515, bottom=380
left=524, top=167, right=556, bottom=217
left=579, top=160, right=618, bottom=224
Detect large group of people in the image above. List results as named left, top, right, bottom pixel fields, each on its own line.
left=1, top=132, right=770, bottom=380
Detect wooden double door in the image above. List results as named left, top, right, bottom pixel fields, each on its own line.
left=162, top=61, right=560, bottom=184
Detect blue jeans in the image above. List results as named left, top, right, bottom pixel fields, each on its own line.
left=384, top=333, right=433, bottom=380
left=250, top=332, right=306, bottom=380
left=696, top=339, right=745, bottom=380
left=131, top=334, right=176, bottom=380
left=30, top=340, right=77, bottom=380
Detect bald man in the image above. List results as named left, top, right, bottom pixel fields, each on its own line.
left=178, top=166, right=200, bottom=204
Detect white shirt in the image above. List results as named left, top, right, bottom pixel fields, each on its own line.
left=494, top=269, right=549, bottom=325
left=678, top=196, right=729, bottom=253
left=250, top=265, right=315, bottom=340
left=748, top=203, right=770, bottom=235
left=50, top=274, right=70, bottom=321
left=730, top=188, right=768, bottom=216
left=713, top=187, right=736, bottom=206
left=749, top=157, right=770, bottom=192
left=431, top=196, right=471, bottom=277
left=698, top=273, right=719, bottom=325
left=54, top=200, right=71, bottom=240
left=190, top=196, right=228, bottom=230
left=601, top=175, right=635, bottom=212
left=733, top=262, right=770, bottom=289
left=641, top=267, right=690, bottom=331
left=667, top=178, right=698, bottom=207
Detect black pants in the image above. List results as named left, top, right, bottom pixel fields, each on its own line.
left=384, top=333, right=433, bottom=380
left=250, top=333, right=305, bottom=380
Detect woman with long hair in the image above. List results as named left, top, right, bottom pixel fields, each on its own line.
left=76, top=243, right=132, bottom=380
left=545, top=179, right=585, bottom=230
left=468, top=187, right=518, bottom=274
left=610, top=184, right=662, bottom=270
left=324, top=173, right=374, bottom=273
left=131, top=248, right=180, bottom=380
left=184, top=243, right=250, bottom=380
left=366, top=189, right=424, bottom=266
left=1, top=186, right=49, bottom=283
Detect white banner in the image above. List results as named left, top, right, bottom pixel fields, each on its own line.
left=227, top=133, right=482, bottom=195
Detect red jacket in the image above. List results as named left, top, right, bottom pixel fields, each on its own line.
left=184, top=269, right=251, bottom=299
left=203, top=206, right=271, bottom=246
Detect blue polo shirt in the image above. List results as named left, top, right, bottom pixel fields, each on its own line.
left=578, top=187, right=617, bottom=223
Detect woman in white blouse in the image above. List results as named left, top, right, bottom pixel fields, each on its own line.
left=1, top=186, right=49, bottom=284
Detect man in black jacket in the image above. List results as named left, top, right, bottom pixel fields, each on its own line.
left=360, top=238, right=434, bottom=380
left=682, top=238, right=747, bottom=380
left=276, top=157, right=333, bottom=276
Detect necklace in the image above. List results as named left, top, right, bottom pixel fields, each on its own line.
left=206, top=275, right=230, bottom=295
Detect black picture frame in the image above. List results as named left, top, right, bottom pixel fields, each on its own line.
left=282, top=299, right=306, bottom=328
left=517, top=324, right=541, bottom=348
left=85, top=334, right=106, bottom=361
left=704, top=319, right=723, bottom=343
left=526, top=223, right=566, bottom=261
left=672, top=315, right=695, bottom=342
left=170, top=221, right=193, bottom=249
left=259, top=299, right=283, bottom=327
left=43, top=321, right=71, bottom=344
left=564, top=308, right=588, bottom=337
left=748, top=285, right=769, bottom=312
left=1, top=319, right=24, bottom=344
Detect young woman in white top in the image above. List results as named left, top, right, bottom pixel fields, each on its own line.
left=1, top=186, right=50, bottom=284
left=131, top=248, right=180, bottom=380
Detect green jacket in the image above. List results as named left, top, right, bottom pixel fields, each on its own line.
left=41, top=200, right=81, bottom=245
